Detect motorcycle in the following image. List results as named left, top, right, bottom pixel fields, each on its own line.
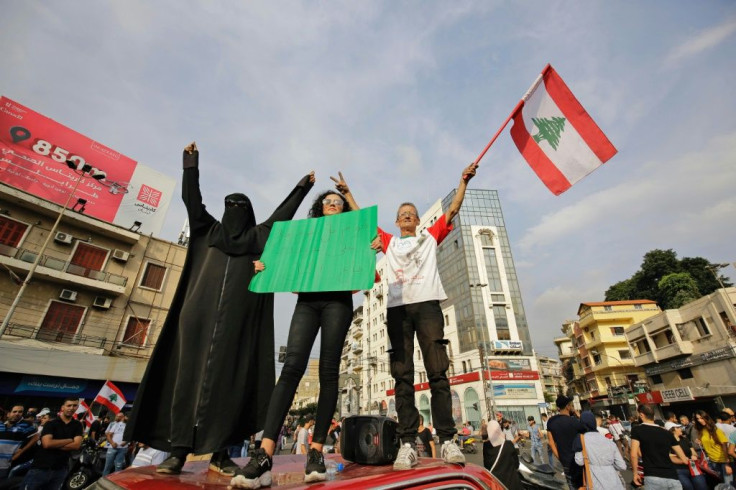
left=65, top=438, right=105, bottom=490
left=518, top=452, right=567, bottom=490
left=455, top=435, right=478, bottom=454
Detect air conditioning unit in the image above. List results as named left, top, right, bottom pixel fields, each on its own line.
left=93, top=296, right=112, bottom=309
left=112, top=249, right=129, bottom=262
left=54, top=232, right=73, bottom=244
left=59, top=289, right=78, bottom=301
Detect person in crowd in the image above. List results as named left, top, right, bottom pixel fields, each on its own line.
left=1, top=404, right=36, bottom=479
left=607, top=414, right=628, bottom=465
left=232, top=176, right=368, bottom=487
left=503, top=418, right=521, bottom=449
left=103, top=412, right=129, bottom=475
left=459, top=422, right=472, bottom=445
left=630, top=404, right=688, bottom=490
left=130, top=443, right=170, bottom=468
left=594, top=412, right=612, bottom=439
left=126, top=142, right=315, bottom=476
left=572, top=411, right=626, bottom=490
left=716, top=411, right=735, bottom=438
left=480, top=419, right=488, bottom=442
left=528, top=416, right=545, bottom=465
left=665, top=421, right=707, bottom=490
left=483, top=420, right=522, bottom=490
left=20, top=397, right=83, bottom=490
left=7, top=411, right=51, bottom=480
left=693, top=410, right=731, bottom=485
left=547, top=395, right=586, bottom=490
left=417, top=415, right=436, bottom=458
left=367, top=163, right=477, bottom=471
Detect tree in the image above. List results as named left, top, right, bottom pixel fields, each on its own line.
left=604, top=249, right=732, bottom=304
left=658, top=272, right=701, bottom=309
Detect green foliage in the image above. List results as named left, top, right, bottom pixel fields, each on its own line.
left=288, top=402, right=318, bottom=418
left=604, top=249, right=732, bottom=308
left=658, top=273, right=700, bottom=309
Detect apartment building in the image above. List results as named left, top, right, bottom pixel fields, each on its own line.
left=0, top=182, right=185, bottom=407
left=626, top=287, right=736, bottom=414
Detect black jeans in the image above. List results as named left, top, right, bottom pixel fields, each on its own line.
left=262, top=292, right=352, bottom=445
left=387, top=300, right=456, bottom=444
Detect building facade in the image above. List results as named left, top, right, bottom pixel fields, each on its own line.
left=626, top=287, right=736, bottom=415
left=0, top=182, right=185, bottom=407
left=535, top=355, right=565, bottom=404
left=338, top=189, right=544, bottom=430
left=566, top=300, right=660, bottom=416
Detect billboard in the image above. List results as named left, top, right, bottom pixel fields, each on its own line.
left=0, top=96, right=175, bottom=235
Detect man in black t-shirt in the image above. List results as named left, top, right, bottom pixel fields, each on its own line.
left=630, top=404, right=688, bottom=490
left=20, top=397, right=83, bottom=490
left=546, top=395, right=584, bottom=490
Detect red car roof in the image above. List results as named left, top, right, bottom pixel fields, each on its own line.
left=93, top=454, right=505, bottom=490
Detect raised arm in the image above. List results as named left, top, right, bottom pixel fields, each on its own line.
left=181, top=142, right=216, bottom=234
left=444, top=162, right=478, bottom=224
left=260, top=171, right=315, bottom=228
left=330, top=171, right=359, bottom=210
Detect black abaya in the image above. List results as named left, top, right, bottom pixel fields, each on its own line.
left=125, top=149, right=313, bottom=454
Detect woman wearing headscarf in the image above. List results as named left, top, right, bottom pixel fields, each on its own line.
left=126, top=142, right=315, bottom=475
left=483, top=420, right=523, bottom=490
left=573, top=411, right=626, bottom=490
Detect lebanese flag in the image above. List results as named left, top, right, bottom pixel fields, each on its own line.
left=510, top=64, right=617, bottom=195
left=94, top=380, right=127, bottom=414
left=76, top=400, right=95, bottom=427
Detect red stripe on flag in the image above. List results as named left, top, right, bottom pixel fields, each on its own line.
left=94, top=396, right=121, bottom=414
left=104, top=380, right=126, bottom=400
left=542, top=66, right=617, bottom=163
left=510, top=105, right=571, bottom=195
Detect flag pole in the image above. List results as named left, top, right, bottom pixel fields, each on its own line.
left=472, top=65, right=548, bottom=166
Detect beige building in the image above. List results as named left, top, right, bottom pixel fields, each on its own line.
left=535, top=355, right=565, bottom=403
left=626, top=287, right=736, bottom=413
left=0, top=181, right=185, bottom=404
left=292, top=358, right=321, bottom=410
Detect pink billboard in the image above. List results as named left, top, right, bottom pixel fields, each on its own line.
left=0, top=96, right=174, bottom=235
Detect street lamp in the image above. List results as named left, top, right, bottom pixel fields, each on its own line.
left=0, top=161, right=107, bottom=338
left=469, top=282, right=496, bottom=421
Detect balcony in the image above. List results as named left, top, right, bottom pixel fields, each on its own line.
left=367, top=355, right=378, bottom=366
left=374, top=287, right=383, bottom=298
left=352, top=327, right=363, bottom=339
left=654, top=341, right=693, bottom=361
left=0, top=246, right=127, bottom=293
left=352, top=342, right=363, bottom=354
left=634, top=350, right=657, bottom=366
left=353, top=363, right=363, bottom=372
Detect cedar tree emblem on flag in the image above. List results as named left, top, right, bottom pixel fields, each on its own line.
left=137, top=184, right=161, bottom=207
left=531, top=116, right=566, bottom=150
left=94, top=380, right=127, bottom=414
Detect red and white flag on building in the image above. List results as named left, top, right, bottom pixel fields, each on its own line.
left=509, top=64, right=617, bottom=195
left=94, top=380, right=127, bottom=414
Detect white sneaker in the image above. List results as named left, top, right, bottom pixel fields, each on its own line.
left=393, top=443, right=418, bottom=470
left=441, top=440, right=465, bottom=464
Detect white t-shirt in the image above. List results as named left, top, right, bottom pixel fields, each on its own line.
left=106, top=421, right=128, bottom=447
left=131, top=447, right=169, bottom=467
left=297, top=426, right=309, bottom=455
left=378, top=216, right=452, bottom=308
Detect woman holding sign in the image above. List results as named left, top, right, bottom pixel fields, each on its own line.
left=232, top=174, right=362, bottom=488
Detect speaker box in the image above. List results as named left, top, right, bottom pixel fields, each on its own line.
left=340, top=415, right=399, bottom=465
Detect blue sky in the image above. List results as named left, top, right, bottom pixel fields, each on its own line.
left=2, top=1, right=735, bottom=361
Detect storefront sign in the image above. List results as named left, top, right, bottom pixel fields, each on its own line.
left=487, top=358, right=531, bottom=371
left=15, top=375, right=86, bottom=394
left=387, top=371, right=480, bottom=396
left=645, top=346, right=736, bottom=376
left=661, top=387, right=693, bottom=402
left=492, top=383, right=537, bottom=399
left=490, top=370, right=539, bottom=380
left=491, top=340, right=523, bottom=352
left=636, top=391, right=663, bottom=404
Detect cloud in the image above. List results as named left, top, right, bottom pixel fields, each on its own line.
left=665, top=17, right=736, bottom=67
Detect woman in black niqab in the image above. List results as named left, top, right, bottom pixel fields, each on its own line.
left=125, top=142, right=315, bottom=476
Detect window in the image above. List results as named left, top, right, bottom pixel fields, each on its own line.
left=491, top=294, right=505, bottom=303
left=122, top=317, right=151, bottom=346
left=650, top=374, right=663, bottom=385
left=69, top=243, right=108, bottom=277
left=677, top=368, right=694, bottom=379
left=604, top=305, right=613, bottom=311
left=611, top=327, right=625, bottom=336
left=634, top=304, right=643, bottom=310
left=38, top=301, right=85, bottom=343
left=590, top=331, right=596, bottom=340
left=0, top=217, right=28, bottom=248
left=445, top=314, right=449, bottom=326
left=462, top=361, right=467, bottom=373
left=140, top=263, right=166, bottom=290
left=695, top=318, right=710, bottom=337
left=619, top=350, right=632, bottom=360
left=591, top=352, right=601, bottom=365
